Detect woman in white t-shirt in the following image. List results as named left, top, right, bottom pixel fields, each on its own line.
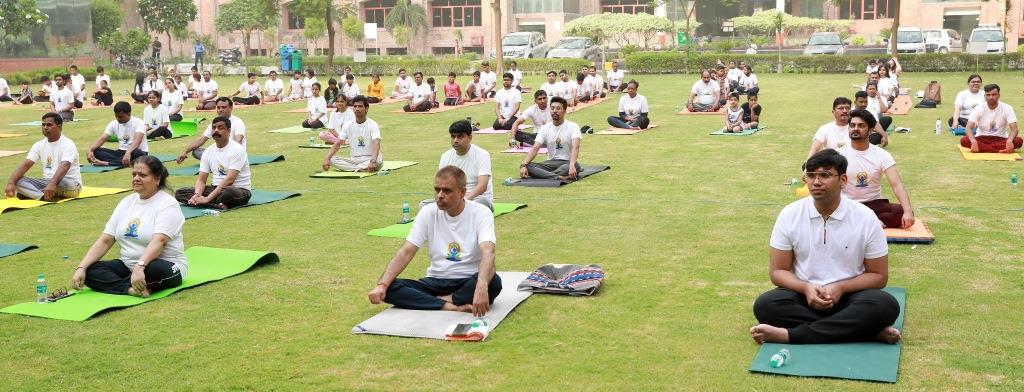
left=71, top=156, right=187, bottom=297
left=950, top=74, right=984, bottom=129
left=606, top=80, right=650, bottom=130
left=302, top=82, right=327, bottom=129
left=162, top=78, right=184, bottom=121
left=143, top=91, right=173, bottom=140
left=319, top=94, right=355, bottom=145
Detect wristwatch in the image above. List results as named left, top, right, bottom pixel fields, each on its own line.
left=136, top=262, right=147, bottom=268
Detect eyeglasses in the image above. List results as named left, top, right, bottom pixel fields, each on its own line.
left=804, top=171, right=838, bottom=180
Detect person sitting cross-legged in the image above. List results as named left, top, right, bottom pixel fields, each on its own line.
left=607, top=80, right=650, bottom=130
left=302, top=82, right=328, bottom=129
left=508, top=90, right=552, bottom=146
left=961, top=83, right=1023, bottom=154
left=142, top=91, right=173, bottom=140
left=491, top=73, right=522, bottom=131
left=319, top=94, right=356, bottom=145
left=228, top=73, right=262, bottom=105
left=750, top=149, right=902, bottom=345
left=367, top=166, right=501, bottom=315
left=176, top=97, right=247, bottom=162
left=741, top=93, right=762, bottom=130
left=838, top=110, right=914, bottom=229
left=403, top=72, right=433, bottom=112
left=174, top=116, right=252, bottom=209
left=519, top=97, right=583, bottom=181
left=438, top=120, right=493, bottom=210
left=5, top=112, right=83, bottom=201
left=687, top=70, right=721, bottom=112
left=87, top=102, right=149, bottom=168
left=321, top=95, right=383, bottom=172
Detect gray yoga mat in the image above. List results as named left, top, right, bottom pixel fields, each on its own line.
left=507, top=165, right=611, bottom=187
left=352, top=271, right=532, bottom=340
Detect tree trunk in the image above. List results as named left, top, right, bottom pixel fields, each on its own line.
left=166, top=31, right=173, bottom=59
left=243, top=29, right=252, bottom=59
left=325, top=7, right=335, bottom=72
left=492, top=0, right=503, bottom=75
left=889, top=0, right=900, bottom=60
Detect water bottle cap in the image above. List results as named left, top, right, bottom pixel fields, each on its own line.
left=37, top=274, right=45, bottom=279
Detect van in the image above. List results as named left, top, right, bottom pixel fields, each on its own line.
left=967, top=24, right=1004, bottom=54
left=924, top=29, right=962, bottom=53
left=493, top=32, right=549, bottom=59
left=894, top=27, right=926, bottom=54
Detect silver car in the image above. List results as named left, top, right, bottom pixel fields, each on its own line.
left=497, top=32, right=549, bottom=59
left=803, top=32, right=845, bottom=55
left=547, top=37, right=600, bottom=61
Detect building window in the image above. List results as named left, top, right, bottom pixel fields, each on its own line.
left=365, top=0, right=397, bottom=25
left=431, top=0, right=482, bottom=27
left=433, top=46, right=456, bottom=54
left=364, top=48, right=380, bottom=55
left=837, top=0, right=893, bottom=20
left=514, top=0, right=563, bottom=13
left=386, top=47, right=408, bottom=55
left=600, top=0, right=648, bottom=14
left=287, top=12, right=305, bottom=30
left=249, top=48, right=268, bottom=56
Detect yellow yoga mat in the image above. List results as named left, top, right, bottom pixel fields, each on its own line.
left=957, top=146, right=1023, bottom=161
left=0, top=150, right=26, bottom=158
left=0, top=186, right=129, bottom=214
left=0, top=133, right=28, bottom=138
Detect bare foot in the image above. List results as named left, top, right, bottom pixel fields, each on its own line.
left=750, top=324, right=789, bottom=344
left=439, top=301, right=473, bottom=313
left=873, top=326, right=902, bottom=344
left=126, top=287, right=149, bottom=297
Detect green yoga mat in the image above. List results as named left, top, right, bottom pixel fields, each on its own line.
left=0, top=244, right=38, bottom=259
left=12, top=118, right=90, bottom=126
left=169, top=154, right=285, bottom=176
left=368, top=203, right=527, bottom=238
left=79, top=154, right=177, bottom=173
left=268, top=125, right=310, bottom=134
left=0, top=247, right=279, bottom=321
left=179, top=190, right=301, bottom=219
left=709, top=126, right=767, bottom=136
left=170, top=119, right=203, bottom=138
left=749, top=287, right=906, bottom=383
left=310, top=161, right=418, bottom=178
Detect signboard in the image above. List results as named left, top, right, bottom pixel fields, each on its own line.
left=364, top=23, right=377, bottom=40
left=677, top=32, right=689, bottom=46
left=354, top=51, right=367, bottom=63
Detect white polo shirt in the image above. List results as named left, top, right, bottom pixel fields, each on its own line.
left=770, top=195, right=889, bottom=286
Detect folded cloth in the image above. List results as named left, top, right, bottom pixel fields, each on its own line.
left=517, top=263, right=605, bottom=296
left=444, top=319, right=491, bottom=342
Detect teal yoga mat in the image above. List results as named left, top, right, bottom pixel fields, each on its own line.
left=748, top=287, right=906, bottom=383
left=79, top=154, right=177, bottom=173
left=0, top=247, right=279, bottom=321
left=709, top=126, right=767, bottom=136
left=0, top=244, right=38, bottom=259
left=179, top=190, right=301, bottom=219
left=169, top=154, right=285, bottom=176
left=367, top=203, right=527, bottom=238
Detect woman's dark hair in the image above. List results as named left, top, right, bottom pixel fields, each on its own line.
left=133, top=155, right=170, bottom=190
left=134, top=73, right=146, bottom=90
left=967, top=74, right=982, bottom=84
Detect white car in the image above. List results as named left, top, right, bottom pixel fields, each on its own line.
left=894, top=27, right=926, bottom=54
left=967, top=25, right=1004, bottom=54
left=493, top=32, right=549, bottom=59
left=925, top=29, right=962, bottom=53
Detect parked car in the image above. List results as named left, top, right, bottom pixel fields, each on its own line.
left=894, top=27, right=926, bottom=54
left=924, top=28, right=962, bottom=53
left=802, top=32, right=845, bottom=55
left=547, top=37, right=600, bottom=61
left=967, top=24, right=1005, bottom=54
left=492, top=31, right=548, bottom=59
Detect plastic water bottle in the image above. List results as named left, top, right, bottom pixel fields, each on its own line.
left=471, top=318, right=489, bottom=328
left=35, top=274, right=47, bottom=303
left=202, top=209, right=221, bottom=217
left=769, top=348, right=791, bottom=368
left=376, top=169, right=389, bottom=176
left=935, top=119, right=942, bottom=135
left=308, top=136, right=316, bottom=146
left=1011, top=172, right=1019, bottom=189
left=402, top=201, right=410, bottom=223
left=503, top=177, right=513, bottom=185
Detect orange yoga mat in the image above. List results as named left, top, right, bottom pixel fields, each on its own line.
left=887, top=96, right=912, bottom=115
left=884, top=220, right=934, bottom=244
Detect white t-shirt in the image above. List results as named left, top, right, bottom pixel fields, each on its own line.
left=197, top=79, right=219, bottom=100
left=288, top=78, right=304, bottom=98
left=0, top=78, right=8, bottom=96
left=691, top=80, right=720, bottom=105
left=466, top=80, right=484, bottom=98
left=618, top=94, right=649, bottom=117
left=394, top=76, right=412, bottom=95
left=838, top=144, right=896, bottom=203
left=812, top=121, right=851, bottom=150
left=769, top=195, right=888, bottom=286
left=521, top=104, right=551, bottom=127
left=95, top=74, right=111, bottom=90
left=143, top=105, right=171, bottom=132
left=103, top=191, right=187, bottom=276
left=199, top=140, right=251, bottom=189
left=203, top=115, right=247, bottom=149
left=494, top=87, right=522, bottom=118
left=406, top=201, right=496, bottom=279
left=410, top=83, right=432, bottom=106
left=104, top=117, right=149, bottom=153
left=327, top=108, right=356, bottom=134
left=264, top=78, right=284, bottom=97
left=969, top=102, right=1017, bottom=138
left=509, top=69, right=523, bottom=88
left=539, top=82, right=562, bottom=101
left=302, top=77, right=318, bottom=98
left=50, top=87, right=74, bottom=112
left=740, top=73, right=758, bottom=89
left=954, top=89, right=985, bottom=120
left=27, top=135, right=81, bottom=185
left=574, top=82, right=591, bottom=99
left=726, top=105, right=743, bottom=124
left=69, top=73, right=86, bottom=99
left=342, top=82, right=360, bottom=98
left=877, top=77, right=897, bottom=99
left=727, top=68, right=743, bottom=83
left=587, top=74, right=603, bottom=94
left=607, top=69, right=625, bottom=87
left=865, top=96, right=883, bottom=121
left=237, top=82, right=260, bottom=98
left=866, top=64, right=879, bottom=74
left=142, top=79, right=163, bottom=94
left=535, top=120, right=582, bottom=161
left=480, top=71, right=497, bottom=92
left=340, top=118, right=383, bottom=161
left=161, top=90, right=183, bottom=113
left=559, top=80, right=576, bottom=101
left=439, top=144, right=493, bottom=203
left=307, top=96, right=328, bottom=121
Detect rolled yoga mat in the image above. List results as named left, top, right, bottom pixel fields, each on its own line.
left=0, top=244, right=38, bottom=259
left=0, top=247, right=280, bottom=321
left=179, top=190, right=301, bottom=219
left=367, top=203, right=527, bottom=238
left=507, top=165, right=610, bottom=187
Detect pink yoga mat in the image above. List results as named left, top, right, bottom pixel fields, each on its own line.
left=501, top=146, right=547, bottom=154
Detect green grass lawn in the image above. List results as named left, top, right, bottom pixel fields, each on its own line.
left=1, top=71, right=1022, bottom=390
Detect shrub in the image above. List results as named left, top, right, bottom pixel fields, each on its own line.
left=3, top=66, right=135, bottom=85
left=851, top=36, right=867, bottom=46
left=624, top=51, right=1024, bottom=74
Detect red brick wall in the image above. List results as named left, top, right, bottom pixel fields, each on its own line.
left=0, top=57, right=95, bottom=74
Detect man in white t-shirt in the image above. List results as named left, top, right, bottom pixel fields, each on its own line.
left=950, top=74, right=984, bottom=129
left=606, top=61, right=625, bottom=92
left=391, top=68, right=413, bottom=99
left=341, top=73, right=360, bottom=101
left=558, top=70, right=577, bottom=108
left=438, top=120, right=494, bottom=210
left=403, top=72, right=433, bottom=112
left=464, top=71, right=485, bottom=102
left=286, top=71, right=305, bottom=102
left=177, top=97, right=247, bottom=162
left=607, top=80, right=651, bottom=130
left=68, top=65, right=86, bottom=107
left=174, top=116, right=252, bottom=209
left=195, top=70, right=219, bottom=110
left=367, top=166, right=501, bottom=315
left=750, top=148, right=902, bottom=345
left=853, top=90, right=890, bottom=147
left=687, top=70, right=720, bottom=112
left=491, top=73, right=522, bottom=130
left=509, top=90, right=552, bottom=146
left=50, top=74, right=76, bottom=121
left=479, top=61, right=497, bottom=98
left=94, top=66, right=112, bottom=93
left=587, top=66, right=605, bottom=99
left=961, top=84, right=1022, bottom=154
left=322, top=96, right=383, bottom=172
left=519, top=97, right=583, bottom=180
left=838, top=110, right=914, bottom=229
left=508, top=61, right=523, bottom=91
left=262, top=71, right=285, bottom=103
left=0, top=75, right=11, bottom=101
left=807, top=97, right=853, bottom=159
left=538, top=70, right=563, bottom=104
left=87, top=102, right=149, bottom=168
left=5, top=112, right=83, bottom=201
left=229, top=73, right=261, bottom=105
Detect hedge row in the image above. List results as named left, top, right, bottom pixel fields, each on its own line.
left=625, top=51, right=1024, bottom=74
left=242, top=55, right=591, bottom=77
left=3, top=66, right=137, bottom=85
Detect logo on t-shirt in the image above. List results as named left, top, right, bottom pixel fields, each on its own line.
left=120, top=137, right=130, bottom=147
left=45, top=156, right=53, bottom=170
left=555, top=137, right=563, bottom=150
left=837, top=141, right=847, bottom=148
left=356, top=135, right=365, bottom=147
left=216, top=164, right=227, bottom=176
left=446, top=242, right=462, bottom=262
left=855, top=172, right=869, bottom=188
left=124, top=218, right=141, bottom=238
left=989, top=121, right=998, bottom=134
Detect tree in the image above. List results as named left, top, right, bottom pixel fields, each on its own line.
left=341, top=15, right=364, bottom=51
left=563, top=13, right=677, bottom=50
left=384, top=0, right=428, bottom=54
left=289, top=0, right=357, bottom=72
left=98, top=28, right=152, bottom=63
left=0, top=0, right=49, bottom=43
left=215, top=0, right=280, bottom=58
left=90, top=0, right=122, bottom=44
left=303, top=17, right=326, bottom=50
left=137, top=0, right=197, bottom=59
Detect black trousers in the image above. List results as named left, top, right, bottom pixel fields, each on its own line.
left=513, top=130, right=536, bottom=145
left=948, top=117, right=969, bottom=128
left=169, top=113, right=183, bottom=122
left=232, top=96, right=260, bottom=105
left=17, top=95, right=33, bottom=104
left=94, top=148, right=146, bottom=167
left=403, top=100, right=432, bottom=112
left=384, top=273, right=502, bottom=310
left=147, top=126, right=173, bottom=140
left=85, top=258, right=182, bottom=295
left=175, top=185, right=251, bottom=209
left=302, top=119, right=325, bottom=129
left=0, top=94, right=11, bottom=102
left=492, top=115, right=519, bottom=131
left=752, top=287, right=900, bottom=344
left=367, top=97, right=381, bottom=104
left=444, top=97, right=459, bottom=106
left=132, top=93, right=147, bottom=104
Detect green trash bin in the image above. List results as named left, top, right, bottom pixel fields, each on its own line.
left=291, top=50, right=303, bottom=72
